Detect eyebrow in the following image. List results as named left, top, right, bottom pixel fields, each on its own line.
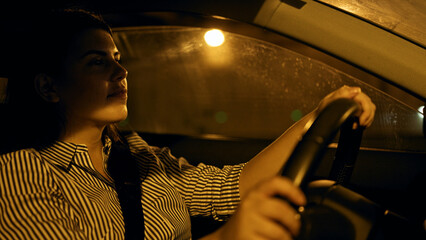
left=80, top=50, right=121, bottom=59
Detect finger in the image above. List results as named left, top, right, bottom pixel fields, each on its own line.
left=258, top=177, right=307, bottom=207
left=353, top=93, right=376, bottom=127
left=318, top=86, right=362, bottom=112
left=339, top=85, right=361, bottom=98
left=251, top=212, right=293, bottom=240
left=362, top=104, right=375, bottom=127
left=345, top=88, right=375, bottom=127
left=329, top=85, right=361, bottom=100
left=365, top=99, right=376, bottom=127
left=255, top=220, right=293, bottom=240
left=257, top=198, right=302, bottom=236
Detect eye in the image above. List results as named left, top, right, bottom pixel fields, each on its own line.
left=89, top=57, right=105, bottom=66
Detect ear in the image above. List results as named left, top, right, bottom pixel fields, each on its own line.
left=34, top=73, right=60, bottom=103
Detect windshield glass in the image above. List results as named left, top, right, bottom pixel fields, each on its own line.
left=317, top=0, right=426, bottom=47
left=113, top=26, right=425, bottom=152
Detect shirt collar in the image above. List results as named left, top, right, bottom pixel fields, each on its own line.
left=39, top=136, right=112, bottom=171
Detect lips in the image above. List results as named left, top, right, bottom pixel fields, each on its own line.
left=108, top=88, right=128, bottom=99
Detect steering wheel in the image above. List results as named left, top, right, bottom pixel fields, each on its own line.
left=279, top=98, right=395, bottom=240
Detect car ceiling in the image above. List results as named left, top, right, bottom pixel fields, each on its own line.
left=0, top=0, right=265, bottom=23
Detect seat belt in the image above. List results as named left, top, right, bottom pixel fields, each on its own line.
left=109, top=139, right=145, bottom=239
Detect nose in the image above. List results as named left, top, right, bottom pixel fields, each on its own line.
left=112, top=61, right=128, bottom=82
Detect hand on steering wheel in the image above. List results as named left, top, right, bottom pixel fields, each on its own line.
left=210, top=177, right=306, bottom=240
left=316, top=85, right=376, bottom=128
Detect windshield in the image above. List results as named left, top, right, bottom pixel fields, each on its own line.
left=317, top=0, right=426, bottom=47
left=113, top=26, right=425, bottom=152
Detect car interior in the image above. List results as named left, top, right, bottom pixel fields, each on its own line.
left=0, top=1, right=425, bottom=239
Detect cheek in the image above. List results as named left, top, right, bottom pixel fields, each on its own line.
left=79, top=83, right=108, bottom=105
left=59, top=78, right=108, bottom=110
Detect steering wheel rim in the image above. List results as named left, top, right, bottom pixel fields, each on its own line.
left=279, top=98, right=366, bottom=240
left=279, top=98, right=360, bottom=190
left=279, top=98, right=424, bottom=240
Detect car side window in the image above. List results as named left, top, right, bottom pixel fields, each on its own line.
left=113, top=26, right=425, bottom=152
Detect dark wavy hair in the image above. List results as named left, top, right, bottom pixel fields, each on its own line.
left=0, top=7, right=122, bottom=154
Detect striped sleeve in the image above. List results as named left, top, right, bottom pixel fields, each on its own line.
left=0, top=150, right=84, bottom=239
left=153, top=146, right=246, bottom=221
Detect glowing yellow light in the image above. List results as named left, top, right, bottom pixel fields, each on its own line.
left=204, top=29, right=225, bottom=47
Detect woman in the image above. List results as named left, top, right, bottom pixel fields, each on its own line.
left=0, top=7, right=375, bottom=240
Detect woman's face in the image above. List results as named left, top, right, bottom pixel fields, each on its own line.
left=57, top=28, right=128, bottom=128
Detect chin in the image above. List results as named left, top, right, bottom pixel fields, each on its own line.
left=112, top=112, right=128, bottom=123
left=103, top=107, right=128, bottom=123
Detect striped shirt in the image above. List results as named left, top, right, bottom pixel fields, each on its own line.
left=0, top=132, right=245, bottom=239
